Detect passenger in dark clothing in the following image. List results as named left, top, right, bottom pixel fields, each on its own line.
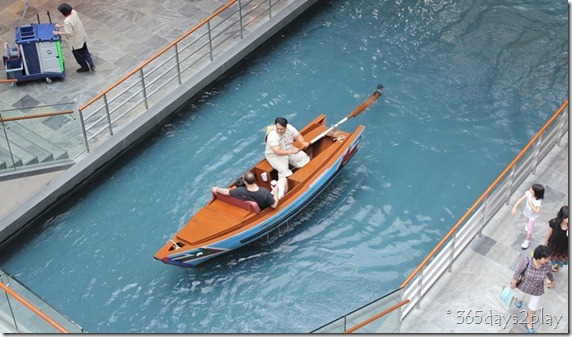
left=211, top=171, right=278, bottom=210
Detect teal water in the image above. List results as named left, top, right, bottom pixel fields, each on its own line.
left=0, top=0, right=567, bottom=333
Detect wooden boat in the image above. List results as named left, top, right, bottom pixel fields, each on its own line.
left=154, top=85, right=383, bottom=267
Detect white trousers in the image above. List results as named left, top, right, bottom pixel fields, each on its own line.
left=266, top=152, right=310, bottom=179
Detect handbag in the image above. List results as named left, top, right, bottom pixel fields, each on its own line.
left=500, top=285, right=516, bottom=308
left=515, top=257, right=529, bottom=287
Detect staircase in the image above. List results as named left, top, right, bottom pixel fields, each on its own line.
left=0, top=110, right=86, bottom=178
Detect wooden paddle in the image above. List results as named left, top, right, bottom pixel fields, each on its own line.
left=308, top=84, right=383, bottom=145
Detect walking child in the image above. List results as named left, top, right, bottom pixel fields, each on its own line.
left=511, top=183, right=544, bottom=249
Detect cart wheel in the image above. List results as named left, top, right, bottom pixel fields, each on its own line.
left=46, top=77, right=52, bottom=84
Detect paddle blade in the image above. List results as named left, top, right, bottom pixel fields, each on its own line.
left=348, top=84, right=384, bottom=119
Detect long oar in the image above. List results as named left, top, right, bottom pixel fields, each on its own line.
left=308, top=84, right=383, bottom=145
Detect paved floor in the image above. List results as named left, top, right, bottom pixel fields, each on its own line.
left=0, top=0, right=231, bottom=110
left=401, top=134, right=569, bottom=334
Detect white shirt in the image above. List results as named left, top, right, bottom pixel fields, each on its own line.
left=63, top=10, right=88, bottom=50
left=523, top=190, right=542, bottom=220
left=264, top=124, right=299, bottom=157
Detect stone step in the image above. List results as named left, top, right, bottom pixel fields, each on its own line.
left=8, top=122, right=69, bottom=161
left=4, top=126, right=54, bottom=163
left=0, top=135, right=38, bottom=166
left=0, top=146, right=23, bottom=168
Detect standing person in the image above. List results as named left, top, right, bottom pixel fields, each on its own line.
left=211, top=171, right=278, bottom=211
left=511, top=183, right=545, bottom=249
left=264, top=117, right=310, bottom=180
left=510, top=245, right=555, bottom=334
left=544, top=205, right=569, bottom=272
left=53, top=3, right=95, bottom=73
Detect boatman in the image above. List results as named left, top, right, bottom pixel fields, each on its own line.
left=264, top=117, right=310, bottom=180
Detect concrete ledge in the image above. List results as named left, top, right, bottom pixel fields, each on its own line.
left=0, top=0, right=320, bottom=246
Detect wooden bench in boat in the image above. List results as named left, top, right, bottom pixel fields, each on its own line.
left=176, top=193, right=261, bottom=245
left=212, top=191, right=261, bottom=214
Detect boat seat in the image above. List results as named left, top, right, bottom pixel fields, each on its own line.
left=213, top=192, right=261, bottom=214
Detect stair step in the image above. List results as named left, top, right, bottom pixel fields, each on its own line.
left=0, top=146, right=23, bottom=168
left=0, top=135, right=38, bottom=166
left=5, top=127, right=54, bottom=163
left=8, top=122, right=69, bottom=160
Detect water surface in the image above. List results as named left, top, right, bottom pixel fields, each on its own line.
left=0, top=0, right=567, bottom=333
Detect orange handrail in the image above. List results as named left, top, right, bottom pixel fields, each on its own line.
left=343, top=299, right=410, bottom=333
left=400, top=99, right=568, bottom=288
left=0, top=282, right=69, bottom=333
left=0, top=110, right=74, bottom=123
left=79, top=0, right=238, bottom=111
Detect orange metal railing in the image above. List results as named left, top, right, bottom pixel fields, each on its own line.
left=0, top=110, right=74, bottom=122
left=77, top=0, right=282, bottom=149
left=313, top=100, right=568, bottom=333
left=0, top=0, right=284, bottom=176
left=401, top=100, right=568, bottom=290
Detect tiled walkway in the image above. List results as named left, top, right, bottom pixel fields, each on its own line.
left=0, top=0, right=230, bottom=109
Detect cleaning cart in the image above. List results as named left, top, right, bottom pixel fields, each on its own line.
left=2, top=9, right=65, bottom=85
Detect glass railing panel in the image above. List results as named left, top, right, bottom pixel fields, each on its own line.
left=0, top=270, right=84, bottom=333
left=0, top=103, right=88, bottom=175
left=2, top=297, right=62, bottom=333
left=312, top=289, right=403, bottom=333
left=0, top=289, right=17, bottom=331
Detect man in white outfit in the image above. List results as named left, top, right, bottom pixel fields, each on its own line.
left=265, top=117, right=310, bottom=180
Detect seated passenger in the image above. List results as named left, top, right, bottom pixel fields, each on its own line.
left=211, top=171, right=278, bottom=210
left=264, top=117, right=310, bottom=179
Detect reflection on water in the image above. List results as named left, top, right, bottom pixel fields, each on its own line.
left=0, top=0, right=567, bottom=333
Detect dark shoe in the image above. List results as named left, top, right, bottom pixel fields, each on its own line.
left=90, top=65, right=95, bottom=71
left=76, top=68, right=89, bottom=73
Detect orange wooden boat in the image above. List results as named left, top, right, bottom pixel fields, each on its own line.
left=154, top=85, right=383, bottom=267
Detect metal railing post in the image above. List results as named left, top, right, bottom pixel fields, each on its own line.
left=557, top=109, right=567, bottom=146
left=478, top=199, right=487, bottom=237
left=76, top=103, right=90, bottom=153
left=207, top=21, right=214, bottom=61
left=448, top=236, right=456, bottom=272
left=140, top=68, right=149, bottom=110
left=0, top=115, right=17, bottom=170
left=174, top=44, right=182, bottom=85
left=532, top=134, right=542, bottom=175
left=238, top=0, right=244, bottom=39
left=103, top=93, right=114, bottom=136
left=415, top=271, right=423, bottom=309
left=505, top=166, right=515, bottom=205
